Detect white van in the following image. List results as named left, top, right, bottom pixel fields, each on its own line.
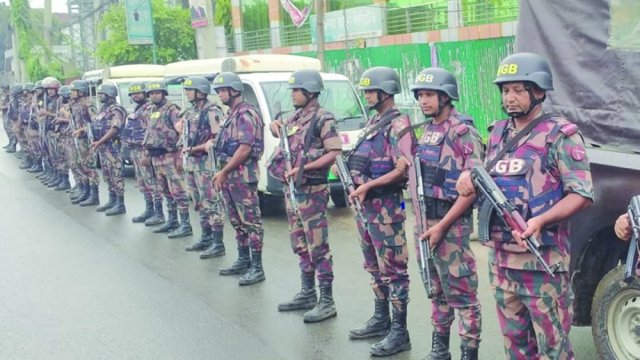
left=163, top=58, right=225, bottom=108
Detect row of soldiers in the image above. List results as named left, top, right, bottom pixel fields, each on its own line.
left=0, top=51, right=594, bottom=360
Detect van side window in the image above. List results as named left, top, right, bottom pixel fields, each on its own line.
left=242, top=84, right=262, bottom=115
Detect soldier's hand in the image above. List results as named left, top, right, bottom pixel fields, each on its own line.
left=90, top=141, right=100, bottom=151
left=349, top=183, right=369, bottom=205
left=615, top=213, right=632, bottom=241
left=513, top=216, right=545, bottom=249
left=285, top=166, right=299, bottom=181
left=270, top=120, right=282, bottom=138
left=72, top=128, right=83, bottom=138
left=212, top=169, right=229, bottom=191
left=456, top=170, right=476, bottom=196
left=174, top=119, right=183, bottom=133
left=421, top=224, right=446, bottom=250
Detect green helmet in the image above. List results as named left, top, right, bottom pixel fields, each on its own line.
left=494, top=52, right=553, bottom=91
left=145, top=80, right=168, bottom=95
left=59, top=85, right=71, bottom=99
left=11, top=84, right=23, bottom=96
left=358, top=67, right=402, bottom=95
left=42, top=76, right=61, bottom=89
left=23, top=83, right=35, bottom=92
left=128, top=81, right=146, bottom=95
left=410, top=67, right=459, bottom=100
left=70, top=80, right=89, bottom=96
left=288, top=69, right=324, bottom=93
left=212, top=72, right=244, bottom=92
left=183, top=76, right=210, bottom=95
left=35, top=80, right=43, bottom=90
left=97, top=83, right=118, bottom=98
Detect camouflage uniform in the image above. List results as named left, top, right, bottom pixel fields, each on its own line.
left=1, top=89, right=15, bottom=146
left=268, top=100, right=341, bottom=290
left=71, top=97, right=99, bottom=186
left=484, top=114, right=593, bottom=359
left=21, top=96, right=39, bottom=162
left=349, top=108, right=413, bottom=308
left=58, top=100, right=82, bottom=184
left=216, top=101, right=264, bottom=251
left=11, top=95, right=27, bottom=154
left=183, top=101, right=226, bottom=237
left=93, top=101, right=126, bottom=196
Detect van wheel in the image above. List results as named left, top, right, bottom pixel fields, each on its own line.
left=330, top=189, right=347, bottom=208
left=591, top=265, right=640, bottom=360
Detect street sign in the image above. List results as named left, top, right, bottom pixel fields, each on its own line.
left=125, top=0, right=155, bottom=45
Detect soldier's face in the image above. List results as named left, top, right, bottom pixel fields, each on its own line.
left=185, top=89, right=196, bottom=102
left=47, top=88, right=57, bottom=97
left=501, top=82, right=543, bottom=115
left=363, top=90, right=379, bottom=107
left=70, top=90, right=79, bottom=99
left=291, top=89, right=305, bottom=107
left=99, top=93, right=108, bottom=103
left=416, top=90, right=440, bottom=116
left=216, top=88, right=231, bottom=105
left=130, top=92, right=145, bottom=103
left=148, top=91, right=164, bottom=104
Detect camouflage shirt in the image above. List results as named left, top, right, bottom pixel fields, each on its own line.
left=183, top=100, right=224, bottom=172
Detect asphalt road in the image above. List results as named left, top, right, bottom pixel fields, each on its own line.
left=0, top=144, right=599, bottom=359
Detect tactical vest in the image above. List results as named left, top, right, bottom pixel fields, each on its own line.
left=44, top=96, right=60, bottom=131
left=92, top=102, right=125, bottom=142
left=144, top=101, right=180, bottom=151
left=71, top=98, right=95, bottom=129
left=216, top=101, right=263, bottom=163
left=486, top=116, right=577, bottom=249
left=267, top=107, right=332, bottom=183
left=122, top=101, right=152, bottom=145
left=186, top=102, right=221, bottom=149
left=20, top=101, right=36, bottom=128
left=416, top=114, right=472, bottom=202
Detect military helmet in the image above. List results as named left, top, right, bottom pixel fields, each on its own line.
left=494, top=52, right=553, bottom=91
left=1, top=83, right=9, bottom=90
left=183, top=76, right=210, bottom=95
left=128, top=81, right=146, bottom=95
left=23, top=83, right=35, bottom=92
left=59, top=85, right=71, bottom=98
left=70, top=80, right=89, bottom=96
left=97, top=83, right=118, bottom=98
left=410, top=67, right=459, bottom=100
left=11, top=84, right=23, bottom=96
left=34, top=80, right=43, bottom=90
left=288, top=69, right=324, bottom=93
left=145, top=80, right=168, bottom=95
left=358, top=67, right=402, bottom=95
left=42, top=76, right=62, bottom=89
left=211, top=72, right=244, bottom=92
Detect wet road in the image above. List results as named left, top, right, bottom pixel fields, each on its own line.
left=0, top=149, right=599, bottom=359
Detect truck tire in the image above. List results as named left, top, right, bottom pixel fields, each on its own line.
left=330, top=189, right=347, bottom=208
left=591, top=265, right=640, bottom=360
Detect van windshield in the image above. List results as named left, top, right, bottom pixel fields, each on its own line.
left=260, top=80, right=366, bottom=131
left=117, top=83, right=136, bottom=112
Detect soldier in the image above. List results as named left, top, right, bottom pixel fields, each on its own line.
left=1, top=84, right=17, bottom=152
left=179, top=76, right=227, bottom=257
left=267, top=69, right=340, bottom=323
left=43, top=77, right=71, bottom=191
left=27, top=81, right=44, bottom=173
left=456, top=53, right=593, bottom=359
left=614, top=212, right=640, bottom=277
left=39, top=78, right=63, bottom=188
left=53, top=85, right=84, bottom=195
left=347, top=67, right=413, bottom=357
left=410, top=68, right=483, bottom=360
left=142, top=80, right=192, bottom=238
left=121, top=82, right=165, bottom=225
left=69, top=80, right=101, bottom=207
left=210, top=72, right=265, bottom=286
left=8, top=84, right=24, bottom=155
left=18, top=83, right=38, bottom=171
left=90, top=83, right=127, bottom=216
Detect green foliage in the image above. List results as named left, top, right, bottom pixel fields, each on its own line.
left=96, top=0, right=196, bottom=65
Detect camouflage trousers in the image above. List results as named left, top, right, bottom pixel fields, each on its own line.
left=186, top=169, right=226, bottom=232
left=62, top=135, right=84, bottom=183
left=129, top=146, right=162, bottom=203
left=490, top=263, right=573, bottom=360
left=221, top=181, right=263, bottom=251
left=284, top=183, right=334, bottom=284
left=76, top=137, right=99, bottom=186
left=13, top=122, right=28, bottom=154
left=356, top=217, right=410, bottom=310
left=98, top=146, right=124, bottom=196
left=50, top=133, right=68, bottom=172
left=419, top=216, right=481, bottom=348
left=2, top=112, right=15, bottom=142
left=151, top=151, right=188, bottom=212
left=26, top=127, right=41, bottom=159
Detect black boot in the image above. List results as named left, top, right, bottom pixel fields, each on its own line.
left=219, top=246, right=250, bottom=275
left=153, top=208, right=178, bottom=233
left=278, top=272, right=317, bottom=311
left=349, top=299, right=391, bottom=339
left=28, top=160, right=42, bottom=173
left=303, top=282, right=337, bottom=323
left=168, top=211, right=193, bottom=238
left=44, top=171, right=59, bottom=187
left=19, top=157, right=32, bottom=170
left=4, top=141, right=16, bottom=153
left=47, top=172, right=63, bottom=188
left=105, top=195, right=126, bottom=216
left=71, top=182, right=90, bottom=204
left=185, top=225, right=212, bottom=251
left=97, top=192, right=117, bottom=212
left=200, top=230, right=225, bottom=258
left=460, top=345, right=478, bottom=360
left=55, top=173, right=71, bottom=191
left=238, top=250, right=265, bottom=286
left=132, top=196, right=154, bottom=223
left=425, top=332, right=451, bottom=360
left=145, top=200, right=166, bottom=226
left=79, top=185, right=100, bottom=207
left=370, top=304, right=411, bottom=357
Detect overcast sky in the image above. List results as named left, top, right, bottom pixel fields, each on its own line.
left=0, top=0, right=69, bottom=13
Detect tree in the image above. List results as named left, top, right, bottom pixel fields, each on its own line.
left=96, top=0, right=196, bottom=65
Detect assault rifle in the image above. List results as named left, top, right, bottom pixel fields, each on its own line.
left=624, top=195, right=640, bottom=281
left=471, top=166, right=559, bottom=276
left=280, top=122, right=298, bottom=214
left=334, top=154, right=366, bottom=226
left=414, top=155, right=435, bottom=298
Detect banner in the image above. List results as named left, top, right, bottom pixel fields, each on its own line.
left=280, top=0, right=314, bottom=28
left=125, top=0, right=154, bottom=45
left=189, top=0, right=211, bottom=28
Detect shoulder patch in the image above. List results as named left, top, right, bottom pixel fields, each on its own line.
left=560, top=123, right=578, bottom=137
left=453, top=123, right=469, bottom=136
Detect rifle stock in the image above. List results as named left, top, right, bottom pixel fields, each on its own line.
left=414, top=155, right=435, bottom=298
left=280, top=123, right=298, bottom=214
left=334, top=155, right=366, bottom=225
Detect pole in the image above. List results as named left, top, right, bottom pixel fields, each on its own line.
left=315, top=0, right=325, bottom=70
left=44, top=0, right=52, bottom=65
